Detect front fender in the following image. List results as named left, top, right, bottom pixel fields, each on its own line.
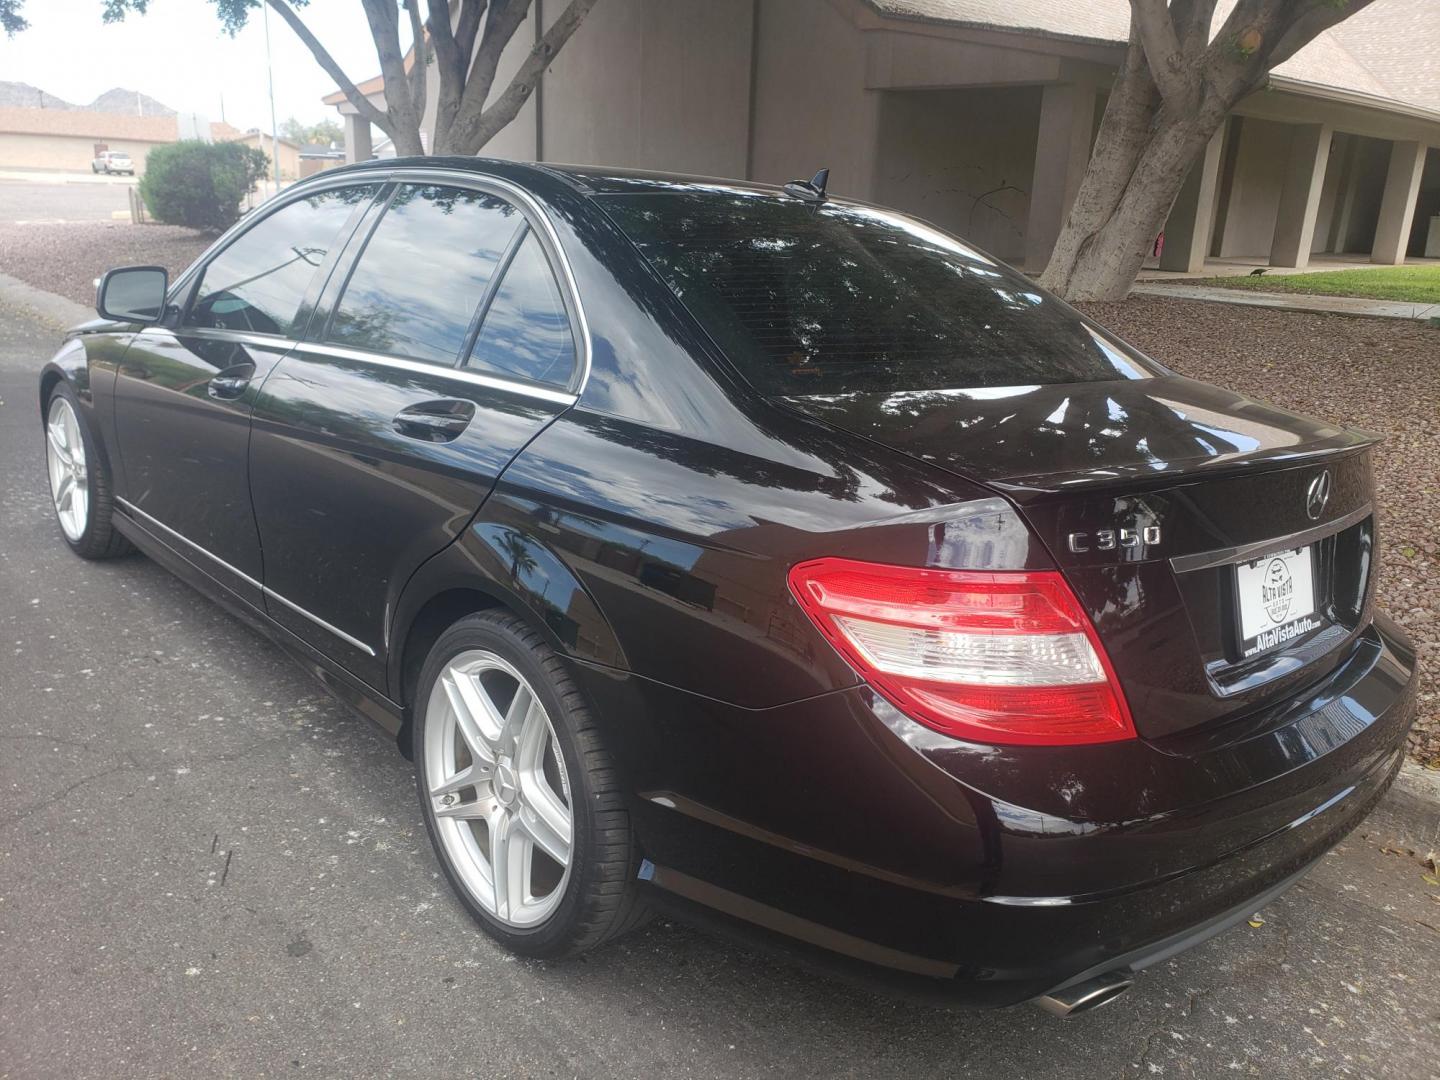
left=38, top=331, right=131, bottom=486
left=38, top=336, right=92, bottom=408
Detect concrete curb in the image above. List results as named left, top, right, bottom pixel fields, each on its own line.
left=1132, top=283, right=1440, bottom=322
left=0, top=272, right=92, bottom=331
left=1397, top=761, right=1440, bottom=804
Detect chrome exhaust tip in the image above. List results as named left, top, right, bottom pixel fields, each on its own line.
left=1034, top=970, right=1134, bottom=1018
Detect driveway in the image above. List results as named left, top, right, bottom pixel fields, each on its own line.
left=0, top=173, right=133, bottom=224
left=1, top=300, right=1437, bottom=1079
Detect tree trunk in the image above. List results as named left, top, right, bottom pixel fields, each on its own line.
left=389, top=124, right=427, bottom=157
left=1040, top=0, right=1382, bottom=302
left=1039, top=26, right=1226, bottom=302
left=1040, top=104, right=1221, bottom=301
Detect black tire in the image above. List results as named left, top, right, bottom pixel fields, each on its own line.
left=413, top=609, right=649, bottom=958
left=45, top=382, right=132, bottom=560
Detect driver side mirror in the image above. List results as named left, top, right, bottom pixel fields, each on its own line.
left=96, top=265, right=169, bottom=323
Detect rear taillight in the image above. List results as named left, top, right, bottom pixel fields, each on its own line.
left=787, top=558, right=1135, bottom=746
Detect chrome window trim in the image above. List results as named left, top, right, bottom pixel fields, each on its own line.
left=116, top=496, right=377, bottom=657
left=381, top=167, right=592, bottom=397
left=1169, top=502, right=1373, bottom=574
left=294, top=341, right=580, bottom=407
left=136, top=325, right=299, bottom=351
left=166, top=174, right=392, bottom=303
left=160, top=165, right=592, bottom=400
left=133, top=328, right=577, bottom=407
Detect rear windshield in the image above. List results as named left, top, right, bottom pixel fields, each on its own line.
left=599, top=190, right=1157, bottom=396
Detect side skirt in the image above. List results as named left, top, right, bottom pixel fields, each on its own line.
left=111, top=512, right=405, bottom=737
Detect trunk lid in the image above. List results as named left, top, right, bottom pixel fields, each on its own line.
left=781, top=376, right=1380, bottom=739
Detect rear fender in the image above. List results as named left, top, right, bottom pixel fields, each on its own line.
left=387, top=517, right=626, bottom=706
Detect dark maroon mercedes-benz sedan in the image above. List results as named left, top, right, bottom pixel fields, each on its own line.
left=39, top=158, right=1416, bottom=1015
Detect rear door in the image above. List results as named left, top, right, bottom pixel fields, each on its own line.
left=247, top=176, right=584, bottom=689
left=111, top=181, right=380, bottom=605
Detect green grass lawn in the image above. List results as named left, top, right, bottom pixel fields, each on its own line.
left=1206, top=263, right=1440, bottom=304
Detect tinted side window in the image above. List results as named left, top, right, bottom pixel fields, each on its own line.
left=188, top=185, right=376, bottom=336
left=327, top=184, right=522, bottom=366
left=465, top=231, right=575, bottom=386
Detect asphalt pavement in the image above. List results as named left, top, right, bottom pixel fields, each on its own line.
left=1, top=298, right=1437, bottom=1079
left=0, top=173, right=133, bottom=224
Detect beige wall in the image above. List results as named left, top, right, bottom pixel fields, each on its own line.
left=873, top=87, right=1041, bottom=263
left=540, top=0, right=752, bottom=175
left=331, top=0, right=1440, bottom=272
left=0, top=132, right=166, bottom=174
left=750, top=0, right=879, bottom=200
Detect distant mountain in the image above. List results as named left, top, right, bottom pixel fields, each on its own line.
left=87, top=87, right=175, bottom=117
left=0, top=81, right=74, bottom=109
left=0, top=82, right=178, bottom=116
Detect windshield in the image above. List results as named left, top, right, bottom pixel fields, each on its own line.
left=599, top=190, right=1159, bottom=396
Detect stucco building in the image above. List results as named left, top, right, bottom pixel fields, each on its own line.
left=0, top=107, right=241, bottom=176
left=327, top=0, right=1440, bottom=273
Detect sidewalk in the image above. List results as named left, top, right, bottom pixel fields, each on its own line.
left=1133, top=282, right=1440, bottom=321
left=0, top=270, right=92, bottom=329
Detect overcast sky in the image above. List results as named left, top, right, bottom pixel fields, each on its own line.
left=0, top=0, right=409, bottom=133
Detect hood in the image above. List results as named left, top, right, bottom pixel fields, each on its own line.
left=778, top=376, right=1377, bottom=503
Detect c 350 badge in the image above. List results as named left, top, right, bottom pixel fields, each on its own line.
left=1067, top=525, right=1161, bottom=554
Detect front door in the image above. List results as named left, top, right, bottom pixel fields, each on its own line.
left=247, top=179, right=584, bottom=690
left=111, top=182, right=380, bottom=605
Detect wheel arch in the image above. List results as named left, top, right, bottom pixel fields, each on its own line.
left=388, top=521, right=626, bottom=757
left=40, top=346, right=121, bottom=481
left=38, top=336, right=89, bottom=414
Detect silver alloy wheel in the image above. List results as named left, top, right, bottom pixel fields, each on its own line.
left=424, top=649, right=574, bottom=927
left=45, top=395, right=89, bottom=543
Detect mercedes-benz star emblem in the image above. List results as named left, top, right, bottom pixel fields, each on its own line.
left=1305, top=469, right=1332, bottom=521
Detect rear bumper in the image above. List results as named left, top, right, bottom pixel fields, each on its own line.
left=574, top=612, right=1417, bottom=1008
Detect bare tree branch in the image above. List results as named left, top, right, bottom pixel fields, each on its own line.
left=459, top=0, right=599, bottom=151
left=1176, top=0, right=1218, bottom=57
left=1129, top=0, right=1190, bottom=104
left=405, top=0, right=428, bottom=126
left=1266, top=0, right=1380, bottom=68
left=455, top=0, right=488, bottom=61
left=360, top=0, right=423, bottom=153
left=456, top=0, right=532, bottom=125
left=265, top=0, right=391, bottom=137
left=428, top=0, right=491, bottom=151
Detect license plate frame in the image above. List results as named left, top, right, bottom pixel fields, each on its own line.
left=1233, top=545, right=1323, bottom=659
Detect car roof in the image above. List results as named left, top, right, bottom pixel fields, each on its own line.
left=310, top=155, right=790, bottom=200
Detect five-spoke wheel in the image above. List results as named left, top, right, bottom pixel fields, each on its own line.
left=424, top=650, right=574, bottom=926
left=414, top=610, right=647, bottom=957
left=46, top=394, right=89, bottom=542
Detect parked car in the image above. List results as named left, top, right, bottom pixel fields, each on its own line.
left=38, top=159, right=1416, bottom=1015
left=91, top=150, right=135, bottom=176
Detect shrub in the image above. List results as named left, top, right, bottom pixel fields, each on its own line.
left=139, top=141, right=270, bottom=232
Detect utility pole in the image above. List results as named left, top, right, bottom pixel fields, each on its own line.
left=262, top=0, right=281, bottom=198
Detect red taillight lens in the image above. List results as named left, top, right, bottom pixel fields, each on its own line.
left=787, top=558, right=1135, bottom=746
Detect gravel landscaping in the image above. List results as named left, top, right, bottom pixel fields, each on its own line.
left=0, top=221, right=210, bottom=306
left=1081, top=296, right=1439, bottom=762
left=1, top=224, right=1434, bottom=760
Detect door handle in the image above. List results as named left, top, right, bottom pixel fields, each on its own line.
left=393, top=400, right=476, bottom=442
left=208, top=363, right=256, bottom=399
